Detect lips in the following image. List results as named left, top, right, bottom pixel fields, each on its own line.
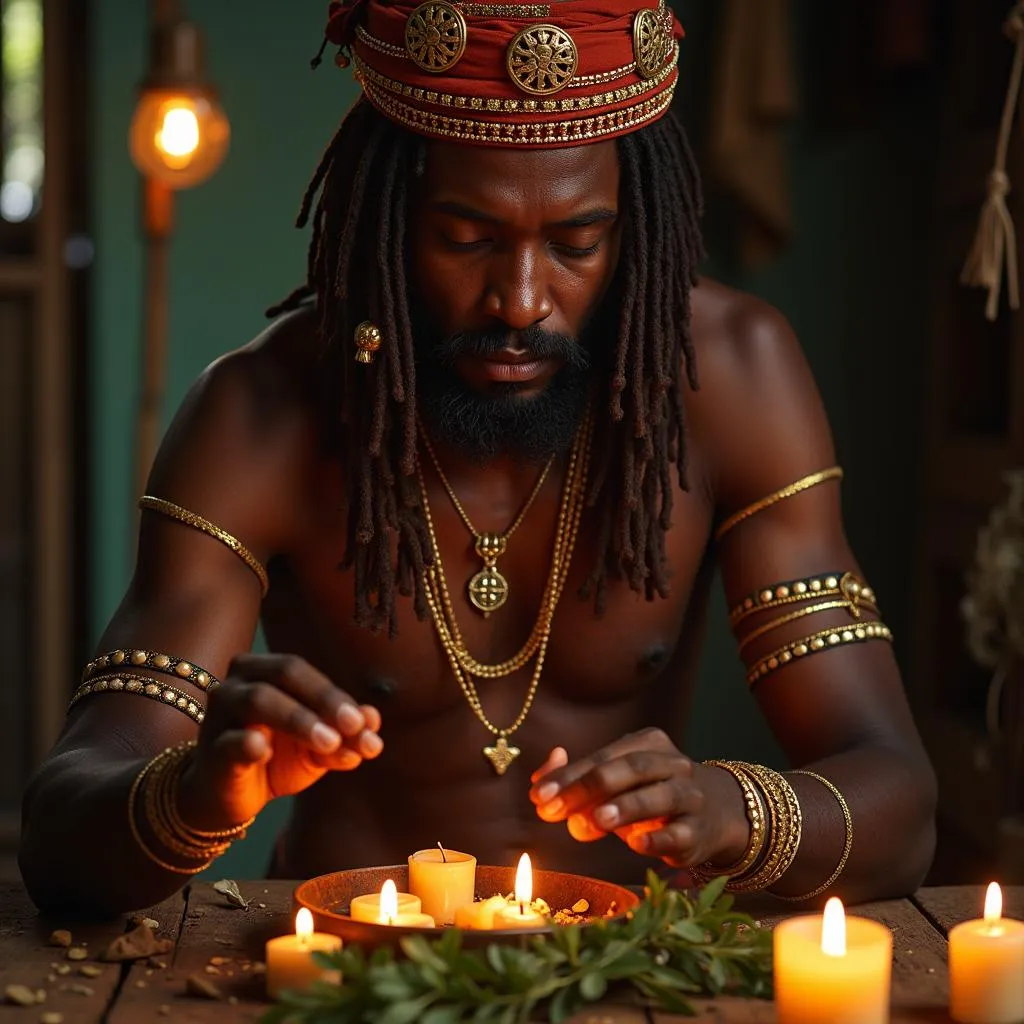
left=456, top=347, right=558, bottom=385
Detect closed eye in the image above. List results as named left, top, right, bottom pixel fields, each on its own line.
left=555, top=242, right=601, bottom=258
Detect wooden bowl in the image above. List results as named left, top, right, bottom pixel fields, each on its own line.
left=293, top=864, right=640, bottom=950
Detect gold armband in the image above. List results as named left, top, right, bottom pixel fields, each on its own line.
left=138, top=496, right=269, bottom=597
left=69, top=673, right=207, bottom=725
left=714, top=467, right=843, bottom=542
left=730, top=571, right=878, bottom=628
left=83, top=649, right=220, bottom=691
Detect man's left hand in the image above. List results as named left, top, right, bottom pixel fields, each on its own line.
left=528, top=729, right=749, bottom=868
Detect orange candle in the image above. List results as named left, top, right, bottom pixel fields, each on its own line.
left=950, top=883, right=1024, bottom=1024
left=408, top=847, right=476, bottom=925
left=493, top=854, right=546, bottom=930
left=265, top=908, right=341, bottom=998
left=350, top=884, right=422, bottom=923
left=378, top=879, right=436, bottom=928
left=454, top=895, right=510, bottom=930
left=774, top=898, right=892, bottom=1024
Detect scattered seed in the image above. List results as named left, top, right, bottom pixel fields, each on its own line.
left=5, top=985, right=38, bottom=1007
left=928, top=967, right=936, bottom=974
left=209, top=956, right=230, bottom=966
left=250, top=962, right=266, bottom=975
left=41, top=1013, right=64, bottom=1024
left=257, top=903, right=266, bottom=909
left=141, top=918, right=159, bottom=931
left=240, top=963, right=251, bottom=972
left=147, top=957, right=167, bottom=970
left=78, top=966, right=102, bottom=979
left=66, top=948, right=88, bottom=961
left=69, top=984, right=94, bottom=997
left=46, top=975, right=56, bottom=984
left=49, top=930, right=72, bottom=948
left=35, top=991, right=47, bottom=1003
left=159, top=1006, right=170, bottom=1016
left=228, top=996, right=239, bottom=1006
left=146, top=969, right=154, bottom=977
left=571, top=898, right=589, bottom=914
left=55, top=966, right=70, bottom=976
left=135, top=981, right=147, bottom=989
left=186, top=974, right=223, bottom=1000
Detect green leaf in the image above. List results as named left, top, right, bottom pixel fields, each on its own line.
left=579, top=972, right=607, bottom=1002
left=548, top=983, right=581, bottom=1023
left=401, top=936, right=450, bottom=975
left=421, top=1006, right=464, bottom=1024
left=378, top=994, right=437, bottom=1024
left=697, top=875, right=729, bottom=912
left=671, top=919, right=708, bottom=943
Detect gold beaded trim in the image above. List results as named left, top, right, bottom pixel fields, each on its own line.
left=82, top=649, right=220, bottom=691
left=736, top=599, right=863, bottom=655
left=458, top=3, right=550, bottom=17
left=714, top=467, right=844, bottom=542
left=356, top=24, right=407, bottom=59
left=354, top=48, right=674, bottom=115
left=776, top=770, right=853, bottom=902
left=69, top=674, right=206, bottom=725
left=730, top=571, right=877, bottom=627
left=138, top=496, right=269, bottom=597
left=568, top=59, right=640, bottom=88
left=746, top=621, right=894, bottom=688
left=359, top=75, right=675, bottom=144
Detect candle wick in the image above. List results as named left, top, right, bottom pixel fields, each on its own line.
left=437, top=842, right=447, bottom=863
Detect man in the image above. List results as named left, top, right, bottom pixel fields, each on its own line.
left=21, top=0, right=936, bottom=915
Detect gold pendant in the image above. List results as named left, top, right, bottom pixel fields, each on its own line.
left=468, top=532, right=509, bottom=615
left=483, top=736, right=520, bottom=775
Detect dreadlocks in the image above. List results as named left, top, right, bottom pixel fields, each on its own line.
left=268, top=99, right=704, bottom=636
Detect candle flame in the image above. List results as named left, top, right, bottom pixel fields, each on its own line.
left=821, top=897, right=847, bottom=957
left=295, top=907, right=314, bottom=943
left=514, top=852, right=533, bottom=906
left=380, top=879, right=398, bottom=924
left=984, top=882, right=1003, bottom=925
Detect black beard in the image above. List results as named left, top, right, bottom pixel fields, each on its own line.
left=414, top=321, right=595, bottom=463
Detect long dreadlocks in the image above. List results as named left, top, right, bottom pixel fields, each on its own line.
left=268, top=99, right=705, bottom=636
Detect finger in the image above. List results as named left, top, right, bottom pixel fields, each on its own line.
left=528, top=728, right=678, bottom=805
left=591, top=779, right=701, bottom=832
left=531, top=747, right=568, bottom=785
left=628, top=818, right=698, bottom=861
left=208, top=681, right=344, bottom=756
left=311, top=747, right=364, bottom=771
left=229, top=654, right=367, bottom=738
left=567, top=813, right=606, bottom=843
left=359, top=705, right=382, bottom=733
left=539, top=750, right=687, bottom=821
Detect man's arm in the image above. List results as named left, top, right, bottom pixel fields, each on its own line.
left=20, top=315, right=380, bottom=914
left=699, top=287, right=937, bottom=901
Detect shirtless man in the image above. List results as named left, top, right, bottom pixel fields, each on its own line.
left=20, top=0, right=936, bottom=914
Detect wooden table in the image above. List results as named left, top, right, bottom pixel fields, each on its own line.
left=1, top=882, right=1021, bottom=1023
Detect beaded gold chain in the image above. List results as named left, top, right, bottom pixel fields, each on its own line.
left=419, top=424, right=555, bottom=617
left=418, top=410, right=592, bottom=774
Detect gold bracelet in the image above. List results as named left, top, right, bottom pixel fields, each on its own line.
left=726, top=764, right=803, bottom=893
left=128, top=747, right=214, bottom=875
left=145, top=746, right=231, bottom=861
left=69, top=674, right=206, bottom=725
left=714, top=467, right=844, bottom=542
left=730, top=571, right=878, bottom=627
left=737, top=600, right=858, bottom=654
left=747, top=621, right=893, bottom=688
left=775, top=770, right=854, bottom=902
left=691, top=761, right=768, bottom=883
left=138, top=496, right=269, bottom=597
left=83, top=649, right=220, bottom=691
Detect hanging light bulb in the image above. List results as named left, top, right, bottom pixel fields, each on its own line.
left=128, top=17, right=230, bottom=189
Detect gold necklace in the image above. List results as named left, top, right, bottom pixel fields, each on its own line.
left=419, top=428, right=555, bottom=616
left=418, top=410, right=592, bottom=774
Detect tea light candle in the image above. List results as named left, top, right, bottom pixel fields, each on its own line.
left=265, top=908, right=342, bottom=999
left=949, top=882, right=1024, bottom=1024
left=378, top=879, right=436, bottom=928
left=454, top=895, right=510, bottom=930
left=408, top=846, right=477, bottom=925
left=774, top=897, right=892, bottom=1024
left=493, top=853, right=547, bottom=930
left=350, top=884, right=422, bottom=923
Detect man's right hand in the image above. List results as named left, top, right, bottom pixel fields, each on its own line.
left=178, top=654, right=382, bottom=830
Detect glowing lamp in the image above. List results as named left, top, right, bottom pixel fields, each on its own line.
left=128, top=18, right=229, bottom=189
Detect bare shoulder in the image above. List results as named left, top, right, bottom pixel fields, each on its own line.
left=685, top=278, right=835, bottom=514
left=145, top=302, right=325, bottom=561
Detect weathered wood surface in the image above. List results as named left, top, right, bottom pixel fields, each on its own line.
left=1, top=884, right=1020, bottom=1023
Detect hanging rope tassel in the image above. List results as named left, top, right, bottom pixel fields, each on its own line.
left=962, top=4, right=1024, bottom=321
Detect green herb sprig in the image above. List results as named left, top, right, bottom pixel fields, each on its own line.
left=262, top=872, right=773, bottom=1024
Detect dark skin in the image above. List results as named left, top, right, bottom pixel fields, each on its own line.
left=20, top=139, right=937, bottom=915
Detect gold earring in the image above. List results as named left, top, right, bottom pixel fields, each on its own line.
left=354, top=321, right=382, bottom=364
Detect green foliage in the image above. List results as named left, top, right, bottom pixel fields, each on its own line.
left=261, top=872, right=773, bottom=1023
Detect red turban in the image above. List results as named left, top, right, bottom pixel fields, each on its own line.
left=320, top=0, right=683, bottom=148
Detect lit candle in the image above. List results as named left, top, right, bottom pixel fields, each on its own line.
left=377, top=878, right=436, bottom=928
left=774, top=897, right=892, bottom=1024
left=350, top=883, right=422, bottom=923
left=493, top=854, right=547, bottom=930
left=949, top=882, right=1024, bottom=1024
left=265, top=908, right=342, bottom=999
left=454, top=895, right=511, bottom=930
left=408, top=846, right=477, bottom=925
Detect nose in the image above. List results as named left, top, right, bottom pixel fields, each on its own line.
left=482, top=245, right=553, bottom=330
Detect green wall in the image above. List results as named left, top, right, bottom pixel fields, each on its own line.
left=91, top=1, right=939, bottom=876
